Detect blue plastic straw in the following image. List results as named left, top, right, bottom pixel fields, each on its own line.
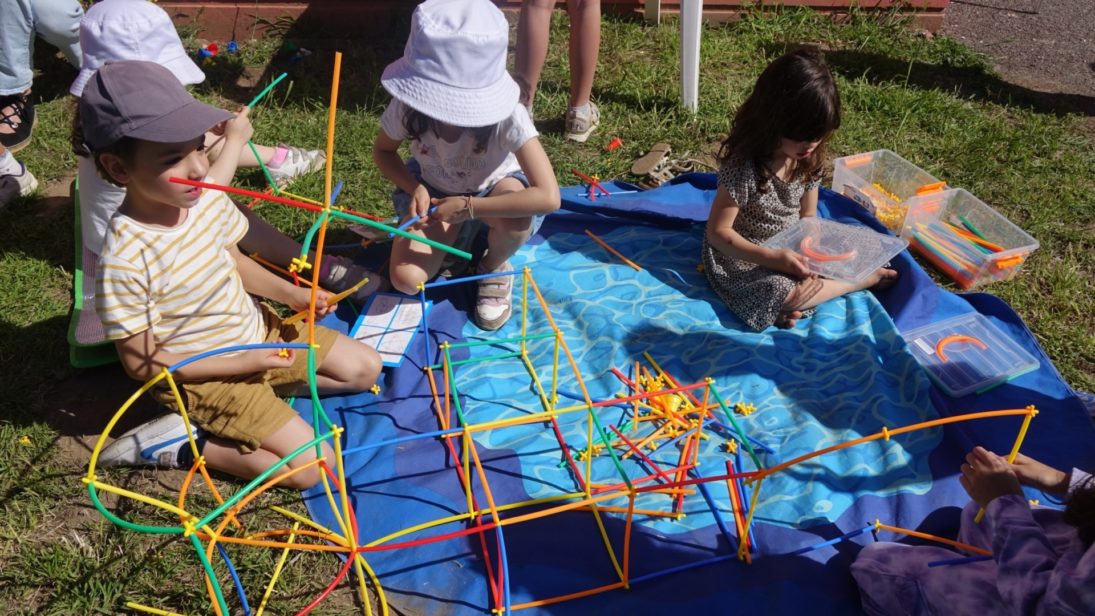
left=329, top=180, right=343, bottom=205
left=734, top=449, right=758, bottom=552
left=691, top=468, right=741, bottom=552
left=495, top=524, right=512, bottom=615
left=927, top=555, right=992, bottom=568
left=424, top=268, right=522, bottom=289
left=708, top=419, right=775, bottom=454
left=786, top=523, right=874, bottom=556
left=630, top=553, right=739, bottom=585
left=388, top=206, right=437, bottom=238
left=216, top=544, right=252, bottom=615
left=556, top=388, right=632, bottom=409
left=167, top=342, right=310, bottom=372
left=341, top=426, right=463, bottom=456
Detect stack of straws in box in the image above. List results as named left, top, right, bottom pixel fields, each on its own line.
left=907, top=216, right=1023, bottom=289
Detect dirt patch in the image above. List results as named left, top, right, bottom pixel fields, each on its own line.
left=943, top=0, right=1095, bottom=132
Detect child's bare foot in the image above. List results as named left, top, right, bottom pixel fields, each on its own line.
left=775, top=309, right=804, bottom=329
left=865, top=267, right=898, bottom=291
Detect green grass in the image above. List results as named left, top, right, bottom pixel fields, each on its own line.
left=1, top=8, right=1092, bottom=613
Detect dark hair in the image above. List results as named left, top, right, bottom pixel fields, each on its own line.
left=1065, top=474, right=1095, bottom=547
left=716, top=47, right=841, bottom=189
left=71, top=103, right=139, bottom=187
left=403, top=107, right=493, bottom=155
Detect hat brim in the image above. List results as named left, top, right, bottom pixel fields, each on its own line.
left=126, top=99, right=233, bottom=145
left=71, top=53, right=205, bottom=97
left=381, top=57, right=521, bottom=128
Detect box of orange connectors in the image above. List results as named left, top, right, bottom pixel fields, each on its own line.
left=831, top=149, right=947, bottom=233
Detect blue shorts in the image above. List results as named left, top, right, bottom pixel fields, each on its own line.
left=391, top=159, right=544, bottom=252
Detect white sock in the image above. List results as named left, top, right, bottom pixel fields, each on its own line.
left=0, top=150, right=19, bottom=175
left=569, top=103, right=590, bottom=116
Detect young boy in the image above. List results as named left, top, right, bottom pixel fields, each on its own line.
left=87, top=61, right=381, bottom=489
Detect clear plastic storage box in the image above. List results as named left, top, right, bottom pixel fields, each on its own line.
left=762, top=217, right=908, bottom=283
left=899, top=188, right=1039, bottom=290
left=831, top=149, right=946, bottom=233
left=901, top=313, right=1039, bottom=397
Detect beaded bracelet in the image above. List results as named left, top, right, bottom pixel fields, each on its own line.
left=463, top=195, right=475, bottom=220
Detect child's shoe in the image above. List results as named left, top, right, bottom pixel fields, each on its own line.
left=564, top=102, right=600, bottom=143
left=0, top=150, right=37, bottom=207
left=0, top=91, right=36, bottom=153
left=99, top=414, right=200, bottom=468
left=320, top=255, right=389, bottom=304
left=267, top=145, right=326, bottom=186
left=474, top=260, right=514, bottom=331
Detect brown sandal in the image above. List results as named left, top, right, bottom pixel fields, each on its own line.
left=630, top=143, right=672, bottom=176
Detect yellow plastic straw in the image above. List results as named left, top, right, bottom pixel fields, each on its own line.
left=255, top=522, right=300, bottom=616
left=974, top=406, right=1038, bottom=523
left=125, top=602, right=188, bottom=616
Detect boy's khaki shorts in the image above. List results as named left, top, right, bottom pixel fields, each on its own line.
left=153, top=304, right=339, bottom=452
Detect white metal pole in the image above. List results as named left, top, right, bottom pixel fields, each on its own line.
left=680, top=0, right=702, bottom=112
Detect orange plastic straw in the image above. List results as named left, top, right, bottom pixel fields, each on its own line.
left=585, top=229, right=642, bottom=271
left=875, top=521, right=991, bottom=556
left=752, top=408, right=1033, bottom=483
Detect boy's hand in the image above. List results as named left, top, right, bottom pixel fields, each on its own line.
left=429, top=195, right=472, bottom=225
left=959, top=446, right=1023, bottom=507
left=286, top=285, right=337, bottom=317
left=247, top=345, right=295, bottom=372
left=771, top=248, right=811, bottom=278
left=222, top=106, right=254, bottom=144
left=1010, top=452, right=1071, bottom=495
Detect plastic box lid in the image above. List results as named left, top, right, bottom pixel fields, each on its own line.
left=762, top=217, right=908, bottom=283
left=901, top=313, right=1039, bottom=397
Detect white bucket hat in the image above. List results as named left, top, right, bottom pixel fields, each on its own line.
left=380, top=0, right=520, bottom=128
left=70, top=0, right=205, bottom=97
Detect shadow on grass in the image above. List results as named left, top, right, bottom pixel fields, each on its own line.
left=822, top=47, right=1095, bottom=117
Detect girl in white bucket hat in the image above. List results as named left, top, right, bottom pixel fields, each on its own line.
left=374, top=0, right=561, bottom=331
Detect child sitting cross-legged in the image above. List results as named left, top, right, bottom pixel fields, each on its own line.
left=83, top=61, right=381, bottom=489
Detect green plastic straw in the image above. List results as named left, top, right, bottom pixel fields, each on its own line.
left=708, top=386, right=762, bottom=471
left=248, top=140, right=280, bottom=195
left=191, top=532, right=230, bottom=615
left=246, top=72, right=288, bottom=108
left=958, top=214, right=989, bottom=241
left=327, top=208, right=472, bottom=261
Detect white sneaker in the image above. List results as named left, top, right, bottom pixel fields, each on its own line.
left=268, top=146, right=325, bottom=186
left=320, top=255, right=389, bottom=305
left=99, top=414, right=197, bottom=468
left=3, top=159, right=38, bottom=196
left=564, top=102, right=600, bottom=143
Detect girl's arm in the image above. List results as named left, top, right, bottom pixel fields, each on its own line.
left=206, top=107, right=254, bottom=187
left=799, top=184, right=819, bottom=218
left=372, top=131, right=432, bottom=218
left=431, top=137, right=561, bottom=222
left=114, top=327, right=292, bottom=383
left=706, top=185, right=809, bottom=277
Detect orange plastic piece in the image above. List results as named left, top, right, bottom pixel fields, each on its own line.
left=800, top=236, right=856, bottom=262
left=934, top=335, right=988, bottom=362
left=915, top=181, right=947, bottom=195
left=843, top=153, right=872, bottom=167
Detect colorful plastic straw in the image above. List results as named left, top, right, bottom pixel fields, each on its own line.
left=584, top=229, right=642, bottom=271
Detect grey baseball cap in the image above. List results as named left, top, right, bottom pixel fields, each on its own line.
left=79, top=60, right=232, bottom=151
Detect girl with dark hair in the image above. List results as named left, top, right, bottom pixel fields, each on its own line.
left=373, top=0, right=559, bottom=331
left=703, top=48, right=897, bottom=330
left=852, top=447, right=1095, bottom=615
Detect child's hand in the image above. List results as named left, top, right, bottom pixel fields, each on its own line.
left=1010, top=452, right=1071, bottom=495
left=287, top=285, right=337, bottom=317
left=247, top=345, right=295, bottom=372
left=959, top=446, right=1023, bottom=507
left=408, top=184, right=433, bottom=222
left=771, top=248, right=811, bottom=278
left=222, top=106, right=254, bottom=144
left=429, top=195, right=472, bottom=225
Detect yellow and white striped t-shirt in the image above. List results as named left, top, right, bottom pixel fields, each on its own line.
left=95, top=187, right=264, bottom=355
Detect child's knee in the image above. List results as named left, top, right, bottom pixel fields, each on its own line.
left=353, top=345, right=383, bottom=388
left=389, top=267, right=428, bottom=296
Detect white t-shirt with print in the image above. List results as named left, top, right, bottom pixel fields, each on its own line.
left=379, top=99, right=538, bottom=195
